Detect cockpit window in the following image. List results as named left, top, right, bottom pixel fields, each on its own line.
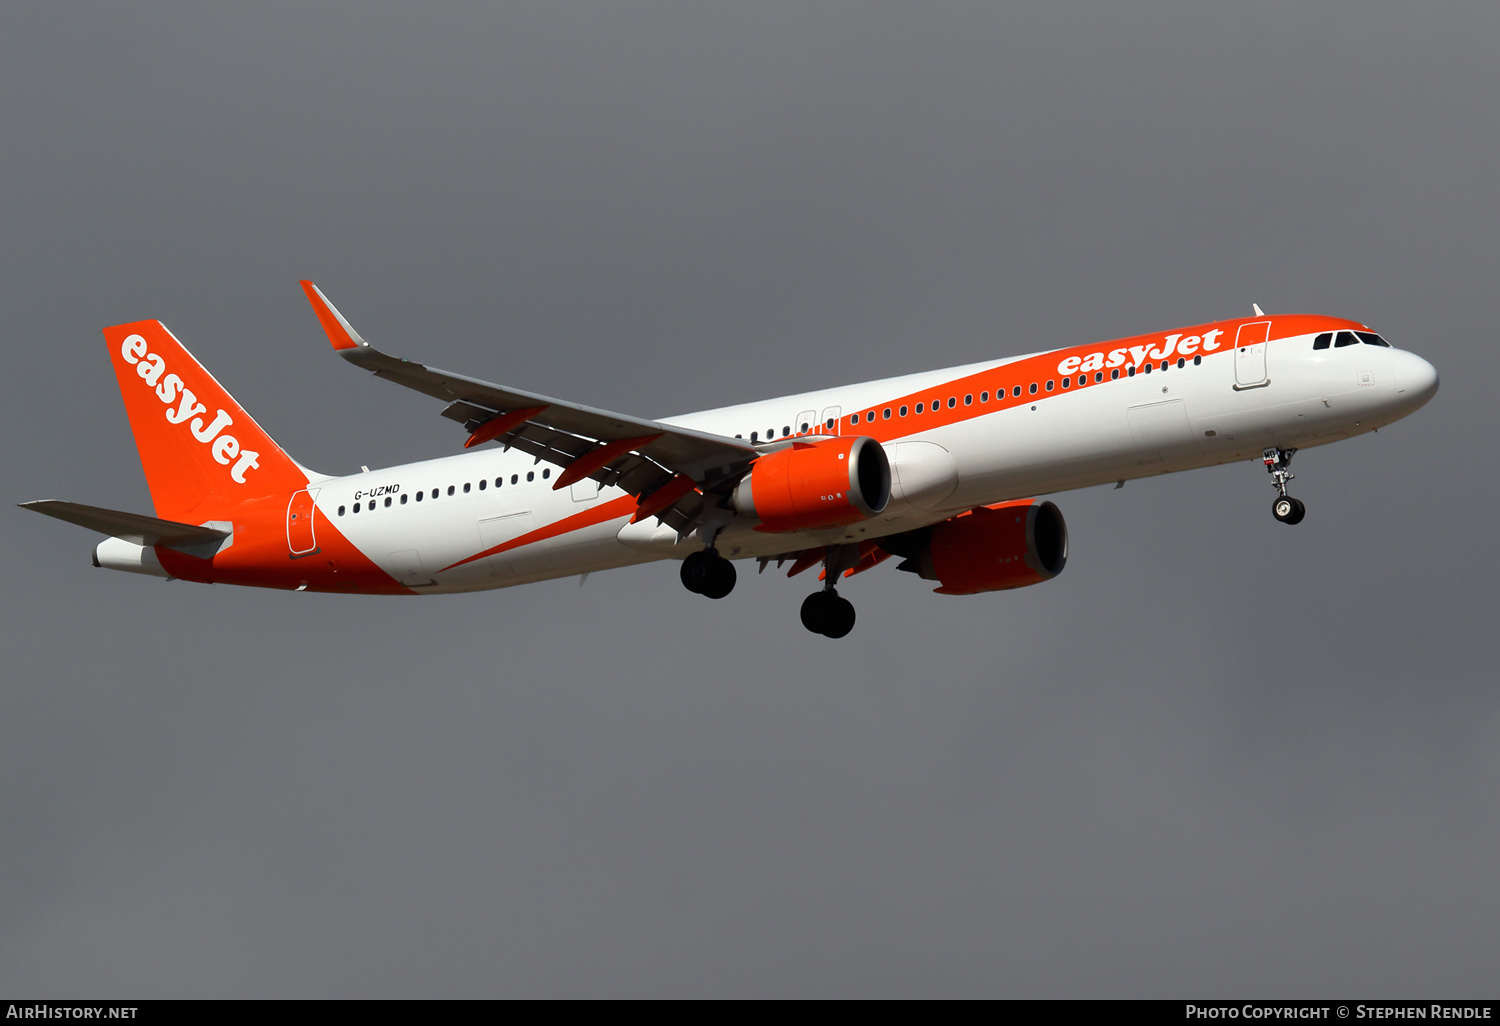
left=1313, top=332, right=1332, bottom=350
left=1334, top=331, right=1360, bottom=348
left=1355, top=331, right=1391, bottom=347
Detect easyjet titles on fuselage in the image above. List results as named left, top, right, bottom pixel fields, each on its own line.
left=1056, top=328, right=1226, bottom=376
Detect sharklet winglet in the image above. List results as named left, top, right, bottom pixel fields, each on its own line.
left=300, top=280, right=367, bottom=351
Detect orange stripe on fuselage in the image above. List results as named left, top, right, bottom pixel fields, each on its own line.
left=155, top=491, right=413, bottom=594
left=440, top=494, right=639, bottom=572
left=832, top=314, right=1363, bottom=447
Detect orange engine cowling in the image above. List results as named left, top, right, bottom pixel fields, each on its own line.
left=881, top=499, right=1068, bottom=594
left=733, top=435, right=891, bottom=532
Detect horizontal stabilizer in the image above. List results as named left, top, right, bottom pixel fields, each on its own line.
left=20, top=500, right=229, bottom=548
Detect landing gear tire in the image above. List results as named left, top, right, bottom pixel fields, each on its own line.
left=681, top=550, right=736, bottom=598
left=701, top=558, right=736, bottom=599
left=1272, top=496, right=1305, bottom=525
left=800, top=590, right=856, bottom=638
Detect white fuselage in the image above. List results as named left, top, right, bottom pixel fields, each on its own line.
left=308, top=328, right=1436, bottom=594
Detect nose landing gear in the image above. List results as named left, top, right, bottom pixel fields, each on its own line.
left=1272, top=494, right=1305, bottom=524
left=680, top=549, right=737, bottom=599
left=1264, top=447, right=1305, bottom=525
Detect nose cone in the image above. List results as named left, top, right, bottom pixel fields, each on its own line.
left=1392, top=350, right=1440, bottom=408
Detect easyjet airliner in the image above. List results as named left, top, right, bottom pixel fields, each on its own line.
left=24, top=284, right=1438, bottom=638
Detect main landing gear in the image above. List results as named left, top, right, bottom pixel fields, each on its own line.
left=800, top=589, right=856, bottom=639
left=1264, top=447, right=1306, bottom=525
left=799, top=544, right=859, bottom=639
left=680, top=548, right=736, bottom=599
left=680, top=541, right=860, bottom=639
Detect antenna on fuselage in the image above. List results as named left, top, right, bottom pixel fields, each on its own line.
left=1252, top=303, right=1265, bottom=316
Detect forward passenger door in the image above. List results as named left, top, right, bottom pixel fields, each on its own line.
left=1234, top=321, right=1271, bottom=389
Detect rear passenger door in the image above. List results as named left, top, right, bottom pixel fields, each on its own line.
left=287, top=489, right=318, bottom=558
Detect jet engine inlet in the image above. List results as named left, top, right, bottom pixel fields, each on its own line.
left=733, top=435, right=891, bottom=532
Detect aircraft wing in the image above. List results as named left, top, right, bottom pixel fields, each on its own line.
left=301, top=281, right=759, bottom=531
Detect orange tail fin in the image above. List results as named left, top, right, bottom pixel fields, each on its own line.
left=105, top=320, right=308, bottom=522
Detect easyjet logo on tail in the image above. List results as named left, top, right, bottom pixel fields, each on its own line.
left=119, top=334, right=260, bottom=483
left=1056, top=328, right=1226, bottom=376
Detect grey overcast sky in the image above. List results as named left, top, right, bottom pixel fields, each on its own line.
left=3, top=2, right=1498, bottom=997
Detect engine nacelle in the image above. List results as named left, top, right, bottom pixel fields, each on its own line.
left=885, top=499, right=1068, bottom=594
left=733, top=436, right=891, bottom=532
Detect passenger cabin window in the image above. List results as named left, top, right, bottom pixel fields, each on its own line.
left=1356, top=331, right=1392, bottom=347
left=1313, top=332, right=1333, bottom=350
